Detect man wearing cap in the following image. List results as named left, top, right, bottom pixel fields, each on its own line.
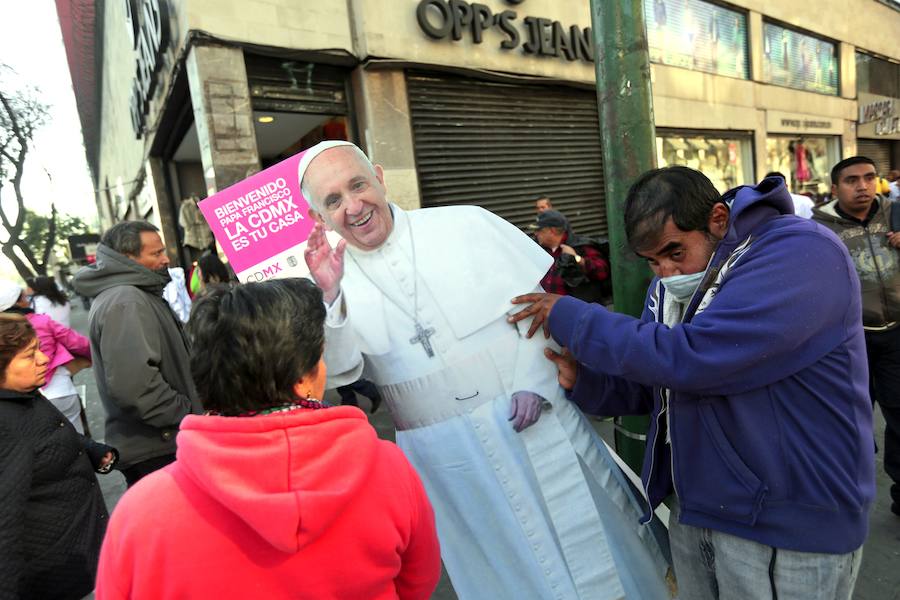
left=300, top=141, right=669, bottom=600
left=533, top=210, right=610, bottom=303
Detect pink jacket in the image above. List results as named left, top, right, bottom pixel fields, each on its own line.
left=96, top=406, right=441, bottom=599
left=25, top=313, right=90, bottom=383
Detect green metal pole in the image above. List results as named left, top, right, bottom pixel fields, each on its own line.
left=590, top=0, right=657, bottom=473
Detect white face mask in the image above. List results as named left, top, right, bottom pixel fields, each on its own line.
left=661, top=271, right=706, bottom=304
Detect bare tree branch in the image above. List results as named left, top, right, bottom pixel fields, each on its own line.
left=0, top=64, right=50, bottom=279
left=38, top=203, right=57, bottom=274
left=2, top=243, right=34, bottom=280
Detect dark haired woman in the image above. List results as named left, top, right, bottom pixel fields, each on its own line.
left=188, top=251, right=232, bottom=297
left=96, top=278, right=440, bottom=600
left=26, top=276, right=71, bottom=327
left=0, top=316, right=116, bottom=600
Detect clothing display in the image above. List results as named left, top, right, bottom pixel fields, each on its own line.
left=178, top=196, right=214, bottom=250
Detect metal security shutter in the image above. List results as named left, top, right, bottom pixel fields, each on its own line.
left=407, top=71, right=607, bottom=237
left=245, top=54, right=349, bottom=114
left=857, top=139, right=892, bottom=175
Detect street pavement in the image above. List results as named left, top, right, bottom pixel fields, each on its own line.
left=70, top=303, right=899, bottom=599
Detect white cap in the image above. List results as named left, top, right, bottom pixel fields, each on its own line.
left=296, top=140, right=360, bottom=194
left=0, top=281, right=22, bottom=312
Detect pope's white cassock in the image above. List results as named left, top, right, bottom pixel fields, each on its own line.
left=324, top=203, right=670, bottom=600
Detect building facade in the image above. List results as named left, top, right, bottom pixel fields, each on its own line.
left=58, top=0, right=900, bottom=265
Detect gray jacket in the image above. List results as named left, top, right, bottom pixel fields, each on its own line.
left=73, top=245, right=202, bottom=468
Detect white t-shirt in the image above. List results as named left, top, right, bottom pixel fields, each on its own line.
left=33, top=296, right=71, bottom=327
left=790, top=193, right=815, bottom=219
left=41, top=367, right=77, bottom=400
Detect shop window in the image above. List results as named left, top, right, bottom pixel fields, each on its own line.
left=644, top=0, right=749, bottom=79
left=762, top=23, right=838, bottom=95
left=656, top=131, right=754, bottom=192
left=856, top=52, right=900, bottom=99
left=765, top=137, right=840, bottom=198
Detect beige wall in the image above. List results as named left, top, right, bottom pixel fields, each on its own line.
left=96, top=0, right=152, bottom=225
left=182, top=0, right=353, bottom=53
left=351, top=68, right=422, bottom=210
left=96, top=0, right=189, bottom=229
left=351, top=0, right=596, bottom=83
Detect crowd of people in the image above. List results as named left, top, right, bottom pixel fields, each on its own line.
left=1, top=142, right=898, bottom=600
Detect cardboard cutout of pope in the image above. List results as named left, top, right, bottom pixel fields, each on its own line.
left=298, top=141, right=671, bottom=600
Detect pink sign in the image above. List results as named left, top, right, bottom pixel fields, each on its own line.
left=199, top=151, right=315, bottom=282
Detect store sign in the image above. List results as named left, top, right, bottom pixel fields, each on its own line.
left=766, top=110, right=842, bottom=135
left=415, top=0, right=594, bottom=63
left=858, top=93, right=900, bottom=138
left=128, top=0, right=171, bottom=138
left=199, top=151, right=315, bottom=283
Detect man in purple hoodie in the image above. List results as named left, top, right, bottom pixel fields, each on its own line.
left=510, top=167, right=874, bottom=599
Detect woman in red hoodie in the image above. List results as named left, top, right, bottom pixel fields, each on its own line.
left=95, top=278, right=441, bottom=600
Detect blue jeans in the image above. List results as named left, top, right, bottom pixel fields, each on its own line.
left=668, top=501, right=862, bottom=600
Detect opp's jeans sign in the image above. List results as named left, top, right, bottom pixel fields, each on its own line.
left=199, top=151, right=315, bottom=283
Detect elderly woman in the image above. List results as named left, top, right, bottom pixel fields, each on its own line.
left=0, top=316, right=116, bottom=600
left=96, top=278, right=440, bottom=600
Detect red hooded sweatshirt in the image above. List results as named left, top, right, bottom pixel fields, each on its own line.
left=95, top=406, right=440, bottom=599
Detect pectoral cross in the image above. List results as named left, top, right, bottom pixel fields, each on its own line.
left=410, top=322, right=436, bottom=358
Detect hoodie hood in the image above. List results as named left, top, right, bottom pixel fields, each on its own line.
left=720, top=176, right=795, bottom=245
left=675, top=177, right=797, bottom=319
left=175, top=406, right=379, bottom=554
left=72, top=244, right=170, bottom=299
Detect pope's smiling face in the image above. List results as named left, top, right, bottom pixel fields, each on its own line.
left=303, top=147, right=394, bottom=251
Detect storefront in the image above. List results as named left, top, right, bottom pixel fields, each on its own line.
left=765, top=111, right=842, bottom=197
left=151, top=51, right=356, bottom=265
left=856, top=52, right=900, bottom=174
left=656, top=129, right=754, bottom=192
left=64, top=0, right=900, bottom=262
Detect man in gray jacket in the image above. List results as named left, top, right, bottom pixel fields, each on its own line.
left=813, top=156, right=900, bottom=516
left=74, top=221, right=201, bottom=486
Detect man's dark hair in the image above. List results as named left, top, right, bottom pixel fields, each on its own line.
left=100, top=221, right=159, bottom=257
left=624, top=166, right=722, bottom=252
left=831, top=156, right=876, bottom=185
left=197, top=252, right=230, bottom=285
left=764, top=171, right=787, bottom=181
left=187, top=278, right=326, bottom=416
left=26, top=276, right=68, bottom=306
